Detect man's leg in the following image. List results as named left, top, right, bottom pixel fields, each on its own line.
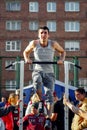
left=32, top=71, right=43, bottom=100
left=43, top=73, right=55, bottom=117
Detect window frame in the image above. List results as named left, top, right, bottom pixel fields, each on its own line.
left=65, top=40, right=80, bottom=51
left=65, top=21, right=80, bottom=32
left=6, top=80, right=16, bottom=90
left=47, top=21, right=56, bottom=32
left=47, top=2, right=56, bottom=12
left=6, top=40, right=21, bottom=51
left=65, top=1, right=80, bottom=12
left=6, top=1, right=21, bottom=11
left=6, top=20, right=21, bottom=31
left=29, top=2, right=39, bottom=12
left=29, top=21, right=38, bottom=31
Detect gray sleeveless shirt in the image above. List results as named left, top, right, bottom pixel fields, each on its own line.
left=33, top=39, right=55, bottom=73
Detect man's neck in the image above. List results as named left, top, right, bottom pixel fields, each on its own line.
left=40, top=41, right=48, bottom=47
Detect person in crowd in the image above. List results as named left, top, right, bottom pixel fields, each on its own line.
left=25, top=93, right=47, bottom=116
left=23, top=92, right=28, bottom=116
left=2, top=93, right=19, bottom=130
left=63, top=88, right=87, bottom=130
left=0, top=105, right=15, bottom=130
left=23, top=25, right=66, bottom=116
left=63, top=94, right=87, bottom=120
left=0, top=97, right=6, bottom=107
left=18, top=102, right=52, bottom=130
left=0, top=105, right=15, bottom=117
left=50, top=92, right=65, bottom=130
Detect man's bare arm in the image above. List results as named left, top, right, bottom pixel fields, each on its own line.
left=23, top=41, right=35, bottom=63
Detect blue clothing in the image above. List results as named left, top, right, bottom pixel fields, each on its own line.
left=0, top=102, right=5, bottom=107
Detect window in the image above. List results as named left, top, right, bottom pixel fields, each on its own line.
left=65, top=41, right=80, bottom=51
left=6, top=1, right=21, bottom=11
left=65, top=21, right=80, bottom=32
left=65, top=2, right=80, bottom=12
left=6, top=20, right=21, bottom=31
left=6, top=40, right=21, bottom=51
left=5, top=60, right=16, bottom=70
left=79, top=78, right=87, bottom=88
left=6, top=80, right=16, bottom=90
left=47, top=21, right=56, bottom=32
left=47, top=2, right=56, bottom=12
left=29, top=21, right=38, bottom=30
left=29, top=2, right=39, bottom=12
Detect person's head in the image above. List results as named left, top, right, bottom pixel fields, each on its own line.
left=53, top=91, right=58, bottom=101
left=75, top=88, right=86, bottom=101
left=31, top=93, right=40, bottom=103
left=38, top=26, right=50, bottom=44
left=31, top=102, right=39, bottom=114
left=8, top=93, right=17, bottom=105
left=1, top=97, right=6, bottom=102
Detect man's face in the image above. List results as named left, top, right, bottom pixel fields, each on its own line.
left=75, top=91, right=85, bottom=101
left=38, top=29, right=49, bottom=44
left=31, top=106, right=38, bottom=114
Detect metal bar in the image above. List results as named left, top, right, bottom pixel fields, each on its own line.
left=64, top=61, right=69, bottom=130
left=5, top=61, right=82, bottom=69
left=32, top=61, right=57, bottom=64
left=19, top=60, right=24, bottom=130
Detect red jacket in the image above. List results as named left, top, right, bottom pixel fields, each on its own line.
left=18, top=113, right=46, bottom=130
left=1, top=103, right=14, bottom=130
left=2, top=111, right=14, bottom=130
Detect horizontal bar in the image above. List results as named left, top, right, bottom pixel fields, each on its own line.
left=5, top=61, right=57, bottom=69
left=32, top=61, right=57, bottom=64
left=5, top=61, right=82, bottom=70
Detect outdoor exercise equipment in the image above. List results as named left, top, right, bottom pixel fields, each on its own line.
left=5, top=60, right=82, bottom=130
left=64, top=61, right=81, bottom=130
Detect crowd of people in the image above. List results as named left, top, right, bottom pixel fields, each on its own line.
left=1, top=87, right=87, bottom=130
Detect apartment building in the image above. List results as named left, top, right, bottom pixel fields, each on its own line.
left=0, top=0, right=87, bottom=96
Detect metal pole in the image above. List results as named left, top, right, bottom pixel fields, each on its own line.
left=54, top=56, right=59, bottom=80
left=19, top=60, right=24, bottom=130
left=16, top=56, right=20, bottom=89
left=64, top=61, right=69, bottom=130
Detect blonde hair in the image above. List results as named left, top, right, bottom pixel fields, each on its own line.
left=31, top=93, right=40, bottom=103
left=8, top=93, right=17, bottom=105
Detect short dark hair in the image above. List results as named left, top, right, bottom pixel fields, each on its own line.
left=75, top=88, right=86, bottom=95
left=32, top=102, right=39, bottom=109
left=38, top=26, right=49, bottom=33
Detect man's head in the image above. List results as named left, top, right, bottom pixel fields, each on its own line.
left=53, top=91, right=58, bottom=101
left=38, top=26, right=49, bottom=45
left=31, top=102, right=39, bottom=114
left=38, top=26, right=49, bottom=33
left=75, top=88, right=86, bottom=101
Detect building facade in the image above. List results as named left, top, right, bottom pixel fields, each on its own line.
left=0, top=0, right=87, bottom=96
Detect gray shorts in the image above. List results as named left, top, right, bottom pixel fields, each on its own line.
left=32, top=71, right=55, bottom=104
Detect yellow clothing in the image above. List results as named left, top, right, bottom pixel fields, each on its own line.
left=71, top=98, right=87, bottom=130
